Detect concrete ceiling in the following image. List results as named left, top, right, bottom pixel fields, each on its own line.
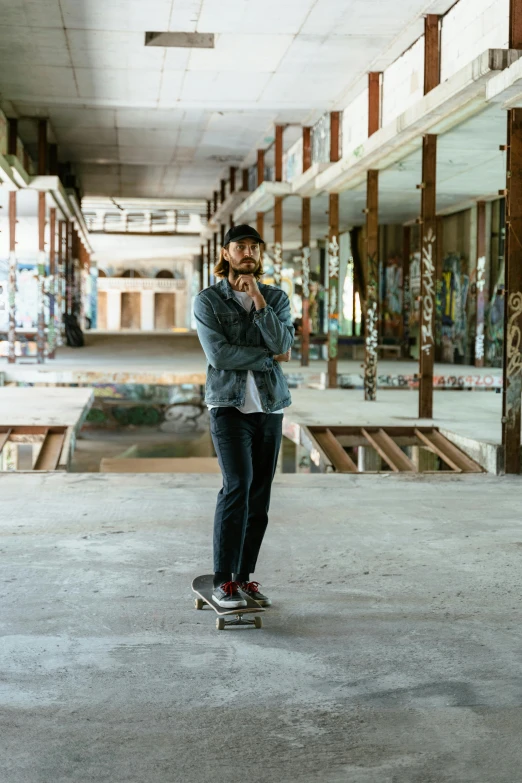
left=1, top=0, right=454, bottom=200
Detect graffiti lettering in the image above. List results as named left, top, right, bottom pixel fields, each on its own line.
left=421, top=228, right=436, bottom=355
left=505, top=291, right=522, bottom=427
left=273, top=242, right=282, bottom=287
left=301, top=246, right=311, bottom=299
left=365, top=298, right=378, bottom=400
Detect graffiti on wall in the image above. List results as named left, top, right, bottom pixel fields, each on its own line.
left=383, top=259, right=403, bottom=338
left=486, top=265, right=505, bottom=367
left=439, top=253, right=470, bottom=364
left=328, top=236, right=340, bottom=360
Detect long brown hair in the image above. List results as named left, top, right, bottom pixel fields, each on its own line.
left=213, top=245, right=265, bottom=281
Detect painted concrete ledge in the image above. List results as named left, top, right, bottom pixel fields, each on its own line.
left=316, top=48, right=522, bottom=194
left=0, top=386, right=94, bottom=470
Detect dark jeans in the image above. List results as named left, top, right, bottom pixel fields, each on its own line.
left=210, top=407, right=283, bottom=575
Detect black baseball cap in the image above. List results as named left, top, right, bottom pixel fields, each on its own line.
left=223, top=224, right=264, bottom=246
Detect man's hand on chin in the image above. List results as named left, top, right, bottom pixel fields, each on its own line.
left=236, top=274, right=266, bottom=310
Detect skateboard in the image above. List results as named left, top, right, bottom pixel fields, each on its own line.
left=192, top=574, right=266, bottom=630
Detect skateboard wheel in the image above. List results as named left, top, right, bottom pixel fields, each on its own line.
left=216, top=617, right=225, bottom=631
left=254, top=617, right=263, bottom=629
left=195, top=599, right=204, bottom=610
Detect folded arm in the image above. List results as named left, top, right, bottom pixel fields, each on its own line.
left=253, top=291, right=295, bottom=355
left=194, top=294, right=273, bottom=372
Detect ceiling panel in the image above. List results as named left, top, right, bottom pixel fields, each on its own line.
left=188, top=34, right=293, bottom=73
left=60, top=0, right=173, bottom=32
left=75, top=68, right=163, bottom=102
left=67, top=30, right=165, bottom=70
left=197, top=0, right=315, bottom=34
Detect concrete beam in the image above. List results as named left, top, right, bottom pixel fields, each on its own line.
left=317, top=49, right=522, bottom=195
left=232, top=181, right=292, bottom=224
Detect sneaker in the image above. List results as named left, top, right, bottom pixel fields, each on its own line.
left=212, top=581, right=247, bottom=609
left=238, top=581, right=272, bottom=607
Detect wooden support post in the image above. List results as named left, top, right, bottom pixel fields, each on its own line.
left=275, top=125, right=284, bottom=182
left=368, top=73, right=382, bottom=136
left=257, top=149, right=265, bottom=187
left=37, top=192, right=46, bottom=363
left=475, top=201, right=487, bottom=367
left=242, top=168, right=249, bottom=191
left=229, top=166, right=236, bottom=194
left=206, top=199, right=212, bottom=223
left=301, top=197, right=311, bottom=368
left=273, top=197, right=283, bottom=287
left=419, top=134, right=438, bottom=419
left=256, top=212, right=264, bottom=238
left=220, top=223, right=226, bottom=248
left=220, top=179, right=226, bottom=204
left=402, top=225, right=411, bottom=358
left=502, top=108, right=522, bottom=473
left=330, top=112, right=340, bottom=162
left=8, top=192, right=16, bottom=364
left=328, top=193, right=340, bottom=388
left=364, top=171, right=379, bottom=400
left=48, top=208, right=57, bottom=359
left=213, top=191, right=218, bottom=214
left=424, top=15, right=441, bottom=95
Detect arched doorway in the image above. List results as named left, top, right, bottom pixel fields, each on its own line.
left=155, top=270, right=174, bottom=278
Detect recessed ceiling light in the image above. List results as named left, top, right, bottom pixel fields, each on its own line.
left=145, top=32, right=215, bottom=49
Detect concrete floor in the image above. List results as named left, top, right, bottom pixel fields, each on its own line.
left=2, top=471, right=522, bottom=783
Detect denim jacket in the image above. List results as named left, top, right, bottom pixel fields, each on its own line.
left=194, top=278, right=294, bottom=412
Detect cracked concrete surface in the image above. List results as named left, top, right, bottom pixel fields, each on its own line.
left=1, top=472, right=522, bottom=783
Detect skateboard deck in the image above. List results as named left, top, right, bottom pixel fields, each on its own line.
left=192, top=574, right=265, bottom=630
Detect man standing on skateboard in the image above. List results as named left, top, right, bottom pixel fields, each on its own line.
left=194, top=225, right=294, bottom=609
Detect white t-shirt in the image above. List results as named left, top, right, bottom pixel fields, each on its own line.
left=208, top=289, right=283, bottom=414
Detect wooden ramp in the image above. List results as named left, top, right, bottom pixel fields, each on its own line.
left=100, top=457, right=221, bottom=473
left=0, top=426, right=69, bottom=471
left=304, top=426, right=485, bottom=474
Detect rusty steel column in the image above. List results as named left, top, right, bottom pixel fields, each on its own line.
left=368, top=73, right=382, bottom=136
left=330, top=112, right=341, bottom=162
left=475, top=201, right=487, bottom=368
left=402, top=225, right=411, bottom=359
left=241, top=168, right=249, bottom=192
left=301, top=203, right=311, bottom=368
left=37, top=192, right=46, bottom=363
left=206, top=238, right=211, bottom=288
left=8, top=191, right=17, bottom=364
left=57, top=220, right=65, bottom=346
left=229, top=166, right=236, bottom=194
left=424, top=15, right=441, bottom=95
left=502, top=109, right=522, bottom=473
left=48, top=208, right=57, bottom=358
left=256, top=211, right=264, bottom=238
left=257, top=149, right=265, bottom=188
left=301, top=126, right=312, bottom=367
left=364, top=171, right=379, bottom=400
left=328, top=193, right=340, bottom=388
left=273, top=198, right=283, bottom=288
left=212, top=232, right=218, bottom=285
left=220, top=178, right=226, bottom=204
left=419, top=134, right=438, bottom=419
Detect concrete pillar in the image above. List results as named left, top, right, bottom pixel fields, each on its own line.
left=175, top=291, right=186, bottom=328
left=107, top=290, right=121, bottom=330
left=141, top=290, right=154, bottom=330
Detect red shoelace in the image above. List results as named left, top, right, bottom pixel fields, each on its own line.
left=243, top=581, right=261, bottom=593
left=220, top=581, right=240, bottom=596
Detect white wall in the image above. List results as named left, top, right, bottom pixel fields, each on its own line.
left=341, top=88, right=368, bottom=158
left=382, top=37, right=425, bottom=127
left=441, top=0, right=509, bottom=82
